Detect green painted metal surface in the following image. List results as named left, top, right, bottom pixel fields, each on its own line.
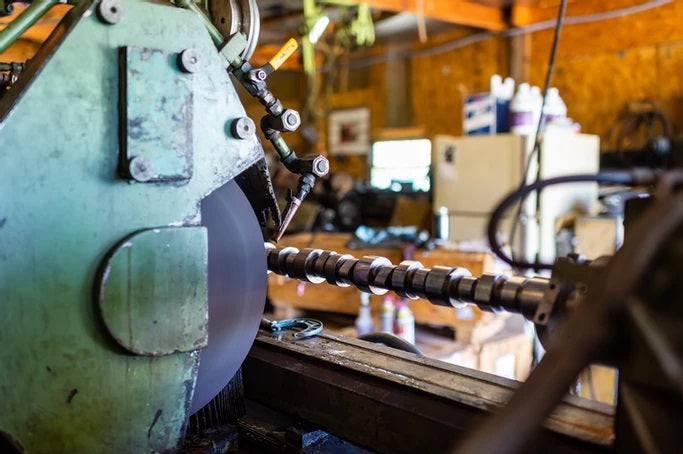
left=122, top=46, right=194, bottom=183
left=98, top=227, right=209, bottom=356
left=0, top=0, right=263, bottom=451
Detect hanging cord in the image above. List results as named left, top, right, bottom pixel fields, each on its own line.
left=507, top=0, right=567, bottom=266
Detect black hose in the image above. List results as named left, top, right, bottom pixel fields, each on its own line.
left=487, top=170, right=656, bottom=270
left=359, top=332, right=423, bottom=356
left=462, top=183, right=683, bottom=454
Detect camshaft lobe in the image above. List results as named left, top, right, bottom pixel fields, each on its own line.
left=266, top=245, right=550, bottom=319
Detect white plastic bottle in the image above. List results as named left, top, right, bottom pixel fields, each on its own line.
left=542, top=87, right=567, bottom=127
left=510, top=83, right=535, bottom=135
left=380, top=295, right=396, bottom=333
left=394, top=300, right=415, bottom=344
left=490, top=74, right=503, bottom=96
left=355, top=292, right=374, bottom=336
left=502, top=77, right=515, bottom=100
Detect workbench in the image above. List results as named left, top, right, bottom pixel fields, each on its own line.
left=269, top=233, right=505, bottom=343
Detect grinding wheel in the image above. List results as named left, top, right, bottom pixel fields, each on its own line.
left=191, top=179, right=267, bottom=414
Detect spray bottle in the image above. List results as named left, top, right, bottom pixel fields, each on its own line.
left=380, top=294, right=396, bottom=333
left=355, top=292, right=374, bottom=337
left=394, top=299, right=416, bottom=344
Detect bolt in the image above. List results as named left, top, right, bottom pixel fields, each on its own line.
left=285, top=112, right=299, bottom=127
left=248, top=69, right=268, bottom=83
left=97, top=0, right=124, bottom=25
left=128, top=156, right=153, bottom=182
left=280, top=109, right=301, bottom=132
left=177, top=48, right=202, bottom=73
left=312, top=155, right=329, bottom=177
left=231, top=117, right=256, bottom=140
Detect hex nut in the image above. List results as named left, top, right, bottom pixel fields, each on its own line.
left=178, top=48, right=202, bottom=73
left=97, top=0, right=124, bottom=25
left=280, top=109, right=301, bottom=132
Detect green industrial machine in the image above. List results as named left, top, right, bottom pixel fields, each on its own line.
left=4, top=1, right=683, bottom=453
left=0, top=0, right=326, bottom=451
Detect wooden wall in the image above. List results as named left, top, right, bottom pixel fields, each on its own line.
left=319, top=0, right=683, bottom=180
left=527, top=0, right=683, bottom=140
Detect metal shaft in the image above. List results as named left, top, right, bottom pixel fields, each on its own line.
left=266, top=246, right=550, bottom=320
left=0, top=0, right=59, bottom=54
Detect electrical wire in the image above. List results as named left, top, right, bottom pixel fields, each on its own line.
left=486, top=170, right=655, bottom=270
left=507, top=0, right=567, bottom=266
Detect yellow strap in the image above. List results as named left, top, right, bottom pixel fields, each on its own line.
left=268, top=38, right=299, bottom=70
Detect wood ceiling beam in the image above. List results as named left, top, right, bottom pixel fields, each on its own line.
left=354, top=0, right=507, bottom=31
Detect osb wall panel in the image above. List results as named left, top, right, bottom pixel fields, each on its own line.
left=333, top=1, right=683, bottom=149
left=411, top=35, right=508, bottom=136
left=527, top=0, right=683, bottom=138
left=529, top=46, right=662, bottom=139
left=530, top=0, right=683, bottom=57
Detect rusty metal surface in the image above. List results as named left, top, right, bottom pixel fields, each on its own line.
left=121, top=45, right=194, bottom=183
left=234, top=153, right=281, bottom=230
left=238, top=400, right=372, bottom=453
left=243, top=330, right=614, bottom=453
left=97, top=227, right=208, bottom=356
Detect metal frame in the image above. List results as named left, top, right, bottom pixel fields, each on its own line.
left=243, top=330, right=614, bottom=453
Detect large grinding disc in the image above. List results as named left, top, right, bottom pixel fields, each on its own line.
left=191, top=179, right=267, bottom=414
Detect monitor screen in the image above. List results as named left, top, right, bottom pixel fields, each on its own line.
left=370, top=139, right=431, bottom=192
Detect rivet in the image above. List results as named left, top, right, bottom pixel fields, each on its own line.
left=128, top=156, right=153, bottom=182
left=178, top=48, right=202, bottom=74
left=97, top=0, right=124, bottom=25
left=230, top=117, right=256, bottom=140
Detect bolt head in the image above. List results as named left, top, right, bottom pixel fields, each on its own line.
left=312, top=156, right=330, bottom=177
left=231, top=117, right=256, bottom=140
left=281, top=109, right=301, bottom=131
left=97, top=0, right=124, bottom=25
left=285, top=112, right=299, bottom=127
left=178, top=48, right=202, bottom=73
left=257, top=70, right=267, bottom=80
left=128, top=156, right=153, bottom=182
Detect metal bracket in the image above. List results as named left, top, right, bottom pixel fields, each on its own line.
left=119, top=46, right=194, bottom=183
left=262, top=318, right=323, bottom=340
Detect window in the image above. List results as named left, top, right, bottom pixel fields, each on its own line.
left=370, top=139, right=431, bottom=192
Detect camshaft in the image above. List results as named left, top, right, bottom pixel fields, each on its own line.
left=266, top=245, right=551, bottom=321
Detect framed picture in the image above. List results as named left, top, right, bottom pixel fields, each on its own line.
left=327, top=107, right=370, bottom=155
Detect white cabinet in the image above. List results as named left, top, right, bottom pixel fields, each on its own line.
left=432, top=132, right=600, bottom=264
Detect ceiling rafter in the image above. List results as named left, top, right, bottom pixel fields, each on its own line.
left=352, top=0, right=508, bottom=30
